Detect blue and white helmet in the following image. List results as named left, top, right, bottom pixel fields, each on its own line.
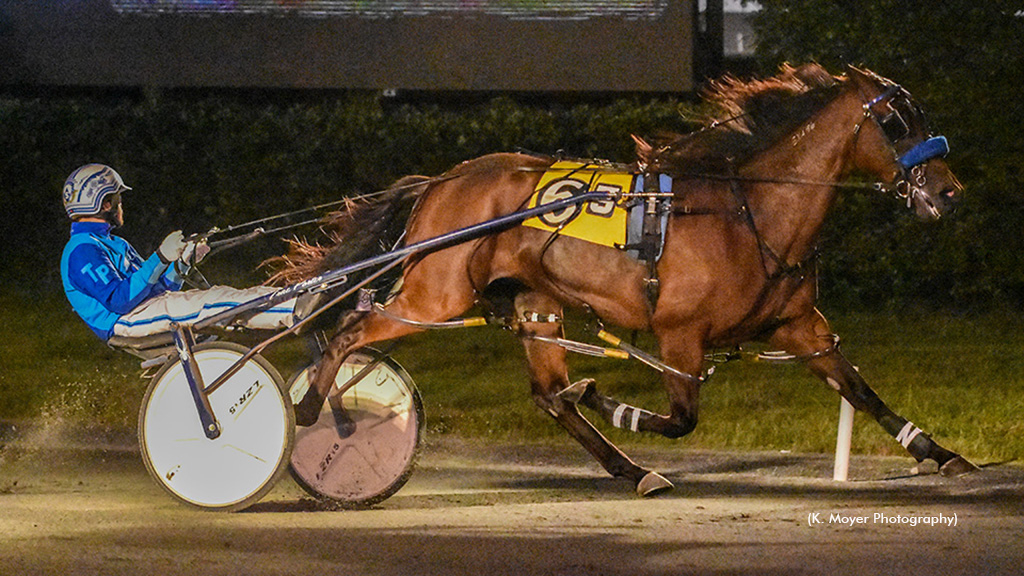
left=62, top=164, right=132, bottom=218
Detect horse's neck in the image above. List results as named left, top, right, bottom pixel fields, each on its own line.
left=740, top=91, right=863, bottom=266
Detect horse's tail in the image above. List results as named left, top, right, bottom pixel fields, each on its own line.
left=264, top=175, right=431, bottom=286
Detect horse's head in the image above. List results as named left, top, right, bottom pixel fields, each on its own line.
left=847, top=66, right=963, bottom=220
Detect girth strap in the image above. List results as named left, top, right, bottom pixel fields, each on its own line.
left=624, top=171, right=673, bottom=308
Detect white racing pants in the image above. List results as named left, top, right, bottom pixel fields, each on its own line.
left=112, top=285, right=296, bottom=338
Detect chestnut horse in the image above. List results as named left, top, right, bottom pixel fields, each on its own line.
left=281, top=64, right=974, bottom=495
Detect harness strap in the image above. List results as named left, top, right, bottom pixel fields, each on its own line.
left=753, top=333, right=841, bottom=363
left=594, top=328, right=712, bottom=384
left=526, top=335, right=630, bottom=360
left=621, top=171, right=673, bottom=309
left=372, top=302, right=488, bottom=329
left=707, top=334, right=841, bottom=366
left=370, top=303, right=564, bottom=329
left=725, top=162, right=818, bottom=280
left=519, top=311, right=562, bottom=323
left=641, top=173, right=662, bottom=306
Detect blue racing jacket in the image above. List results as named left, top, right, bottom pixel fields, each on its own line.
left=61, top=222, right=183, bottom=340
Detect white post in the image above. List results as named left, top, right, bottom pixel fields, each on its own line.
left=833, top=398, right=855, bottom=482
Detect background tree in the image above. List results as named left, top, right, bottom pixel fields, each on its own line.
left=751, top=1, right=1024, bottom=308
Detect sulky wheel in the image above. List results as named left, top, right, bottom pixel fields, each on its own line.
left=287, top=348, right=424, bottom=508
left=138, top=342, right=294, bottom=512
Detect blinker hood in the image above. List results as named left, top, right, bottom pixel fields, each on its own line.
left=897, top=136, right=949, bottom=169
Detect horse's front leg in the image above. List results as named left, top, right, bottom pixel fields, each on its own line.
left=771, top=310, right=978, bottom=476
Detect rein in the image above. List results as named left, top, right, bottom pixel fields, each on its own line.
left=189, top=172, right=464, bottom=251
left=672, top=171, right=885, bottom=191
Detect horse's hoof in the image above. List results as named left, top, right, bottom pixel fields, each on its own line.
left=557, top=379, right=595, bottom=405
left=331, top=411, right=357, bottom=439
left=294, top=393, right=323, bottom=427
left=636, top=471, right=673, bottom=497
left=939, top=456, right=980, bottom=477
left=294, top=407, right=318, bottom=427
left=910, top=460, right=938, bottom=476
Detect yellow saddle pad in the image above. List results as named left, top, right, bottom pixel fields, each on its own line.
left=522, top=160, right=636, bottom=248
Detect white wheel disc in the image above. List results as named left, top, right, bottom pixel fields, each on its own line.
left=139, top=343, right=293, bottom=511
left=289, top=349, right=423, bottom=506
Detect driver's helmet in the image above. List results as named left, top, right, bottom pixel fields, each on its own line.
left=62, top=164, right=132, bottom=219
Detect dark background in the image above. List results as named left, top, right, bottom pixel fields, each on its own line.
left=2, top=1, right=1022, bottom=311
left=0, top=0, right=694, bottom=91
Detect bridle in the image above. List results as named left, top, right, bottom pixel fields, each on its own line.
left=856, top=83, right=951, bottom=216
left=639, top=78, right=952, bottom=215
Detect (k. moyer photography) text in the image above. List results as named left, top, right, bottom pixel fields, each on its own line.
left=808, top=512, right=958, bottom=528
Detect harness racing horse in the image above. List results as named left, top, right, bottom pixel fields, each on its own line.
left=280, top=64, right=975, bottom=496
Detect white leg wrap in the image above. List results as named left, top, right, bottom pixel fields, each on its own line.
left=611, top=404, right=653, bottom=432
left=612, top=404, right=628, bottom=429
left=896, top=421, right=924, bottom=448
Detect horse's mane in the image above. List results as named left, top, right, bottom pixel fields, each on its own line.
left=263, top=175, right=430, bottom=286
left=264, top=64, right=843, bottom=287
left=641, top=63, right=844, bottom=174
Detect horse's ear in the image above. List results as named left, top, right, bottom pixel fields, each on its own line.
left=845, top=64, right=875, bottom=91
left=632, top=134, right=654, bottom=164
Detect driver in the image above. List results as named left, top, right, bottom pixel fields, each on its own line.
left=60, top=163, right=318, bottom=342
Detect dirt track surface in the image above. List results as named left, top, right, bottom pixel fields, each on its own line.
left=1, top=424, right=1022, bottom=576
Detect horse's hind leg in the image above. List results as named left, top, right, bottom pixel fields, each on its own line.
left=514, top=291, right=673, bottom=496
left=561, top=323, right=707, bottom=441
left=294, top=271, right=477, bottom=427
left=771, top=310, right=978, bottom=476
left=293, top=308, right=423, bottom=427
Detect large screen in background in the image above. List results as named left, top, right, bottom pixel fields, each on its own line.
left=0, top=0, right=694, bottom=92
left=108, top=0, right=668, bottom=19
